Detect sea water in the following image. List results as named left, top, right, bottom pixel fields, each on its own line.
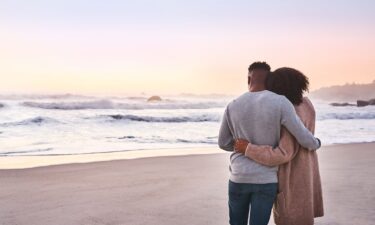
left=0, top=94, right=374, bottom=156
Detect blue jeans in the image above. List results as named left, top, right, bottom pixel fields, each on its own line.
left=228, top=180, right=278, bottom=225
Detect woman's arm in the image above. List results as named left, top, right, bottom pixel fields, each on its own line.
left=234, top=127, right=298, bottom=167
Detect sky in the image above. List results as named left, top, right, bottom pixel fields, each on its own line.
left=0, top=0, right=374, bottom=95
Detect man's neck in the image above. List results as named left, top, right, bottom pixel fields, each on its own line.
left=249, top=86, right=266, bottom=92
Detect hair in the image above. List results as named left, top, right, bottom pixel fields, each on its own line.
left=248, top=61, right=271, bottom=72
left=266, top=67, right=309, bottom=105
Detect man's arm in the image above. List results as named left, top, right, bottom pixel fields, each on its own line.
left=280, top=97, right=320, bottom=150
left=218, top=108, right=234, bottom=151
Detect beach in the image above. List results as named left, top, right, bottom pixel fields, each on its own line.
left=1, top=143, right=374, bottom=225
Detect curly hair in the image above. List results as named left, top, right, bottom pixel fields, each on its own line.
left=266, top=67, right=309, bottom=105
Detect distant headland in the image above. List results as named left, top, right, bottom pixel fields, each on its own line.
left=309, top=80, right=375, bottom=102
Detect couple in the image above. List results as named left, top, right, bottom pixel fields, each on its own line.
left=218, top=62, right=324, bottom=225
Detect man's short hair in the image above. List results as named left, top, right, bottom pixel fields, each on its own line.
left=248, top=62, right=271, bottom=72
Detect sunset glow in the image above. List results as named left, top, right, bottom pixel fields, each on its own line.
left=1, top=0, right=374, bottom=95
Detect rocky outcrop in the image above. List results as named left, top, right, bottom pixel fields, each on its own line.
left=147, top=96, right=162, bottom=102
left=330, top=98, right=375, bottom=107
left=0, top=103, right=4, bottom=108
left=330, top=103, right=355, bottom=107
left=357, top=99, right=375, bottom=107
left=357, top=100, right=369, bottom=107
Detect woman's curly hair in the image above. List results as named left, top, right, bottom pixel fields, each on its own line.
left=266, top=67, right=309, bottom=105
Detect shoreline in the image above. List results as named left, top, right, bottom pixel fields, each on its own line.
left=1, top=142, right=374, bottom=170
left=0, top=147, right=223, bottom=169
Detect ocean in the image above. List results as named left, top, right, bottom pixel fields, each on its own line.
left=0, top=94, right=374, bottom=156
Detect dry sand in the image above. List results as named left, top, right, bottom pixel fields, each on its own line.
left=0, top=143, right=374, bottom=225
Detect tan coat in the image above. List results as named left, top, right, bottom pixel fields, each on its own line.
left=245, top=97, right=324, bottom=225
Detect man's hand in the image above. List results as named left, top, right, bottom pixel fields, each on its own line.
left=234, top=139, right=250, bottom=154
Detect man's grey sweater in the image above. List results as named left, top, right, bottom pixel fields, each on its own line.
left=218, top=90, right=320, bottom=184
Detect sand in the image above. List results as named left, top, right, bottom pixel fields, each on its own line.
left=0, top=143, right=374, bottom=225
left=0, top=148, right=222, bottom=170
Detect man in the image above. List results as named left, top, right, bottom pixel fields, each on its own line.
left=218, top=62, right=321, bottom=225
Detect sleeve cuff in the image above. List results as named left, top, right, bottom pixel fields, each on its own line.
left=316, top=138, right=321, bottom=149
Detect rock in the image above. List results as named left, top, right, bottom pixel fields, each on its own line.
left=0, top=103, right=4, bottom=108
left=355, top=98, right=375, bottom=107
left=119, top=136, right=136, bottom=139
left=147, top=96, right=162, bottom=102
left=330, top=102, right=355, bottom=107
left=357, top=100, right=370, bottom=107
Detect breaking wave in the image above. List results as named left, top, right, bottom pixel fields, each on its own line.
left=318, top=112, right=375, bottom=120
left=106, top=114, right=220, bottom=123
left=108, top=135, right=218, bottom=144
left=0, top=148, right=53, bottom=156
left=21, top=97, right=227, bottom=110
left=22, top=100, right=115, bottom=110
left=0, top=117, right=60, bottom=127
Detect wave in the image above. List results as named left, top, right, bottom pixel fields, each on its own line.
left=0, top=93, right=95, bottom=100
left=115, top=102, right=225, bottom=110
left=108, top=135, right=218, bottom=144
left=0, top=116, right=60, bottom=127
left=106, top=114, right=220, bottom=123
left=175, top=138, right=217, bottom=144
left=21, top=99, right=226, bottom=110
left=22, top=100, right=115, bottom=110
left=0, top=148, right=53, bottom=156
left=318, top=112, right=375, bottom=120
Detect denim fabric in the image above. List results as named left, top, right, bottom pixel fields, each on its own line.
left=228, top=180, right=278, bottom=225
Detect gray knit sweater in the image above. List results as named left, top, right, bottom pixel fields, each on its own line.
left=218, top=90, right=320, bottom=184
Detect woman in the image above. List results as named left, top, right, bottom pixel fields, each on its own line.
left=234, top=67, right=324, bottom=225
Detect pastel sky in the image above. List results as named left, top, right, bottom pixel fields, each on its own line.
left=1, top=0, right=374, bottom=95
